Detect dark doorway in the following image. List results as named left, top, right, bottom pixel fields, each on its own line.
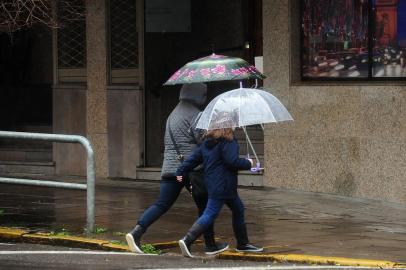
left=0, top=25, right=53, bottom=166
left=144, top=0, right=263, bottom=167
left=0, top=26, right=53, bottom=132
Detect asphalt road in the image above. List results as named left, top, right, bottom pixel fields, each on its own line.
left=0, top=242, right=275, bottom=270
left=0, top=242, right=390, bottom=270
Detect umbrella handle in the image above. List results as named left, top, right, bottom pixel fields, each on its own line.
left=250, top=162, right=263, bottom=173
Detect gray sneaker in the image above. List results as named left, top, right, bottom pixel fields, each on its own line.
left=205, top=242, right=229, bottom=255
left=235, top=243, right=263, bottom=253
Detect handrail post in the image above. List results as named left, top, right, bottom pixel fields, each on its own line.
left=78, top=137, right=96, bottom=233
left=0, top=131, right=96, bottom=233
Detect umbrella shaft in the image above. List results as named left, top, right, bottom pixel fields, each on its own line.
left=242, top=126, right=260, bottom=163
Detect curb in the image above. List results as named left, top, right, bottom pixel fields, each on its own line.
left=1, top=227, right=405, bottom=268
left=218, top=251, right=406, bottom=269
left=0, top=227, right=198, bottom=252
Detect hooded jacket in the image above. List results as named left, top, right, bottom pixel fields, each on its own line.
left=161, top=83, right=207, bottom=178
left=176, top=138, right=251, bottom=199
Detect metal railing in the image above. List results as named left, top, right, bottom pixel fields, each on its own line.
left=0, top=131, right=96, bottom=232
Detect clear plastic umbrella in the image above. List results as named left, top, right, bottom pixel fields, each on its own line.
left=196, top=87, right=293, bottom=172
left=196, top=87, right=293, bottom=130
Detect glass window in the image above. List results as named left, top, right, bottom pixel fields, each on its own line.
left=57, top=0, right=86, bottom=69
left=373, top=0, right=406, bottom=77
left=301, top=0, right=406, bottom=79
left=109, top=0, right=138, bottom=69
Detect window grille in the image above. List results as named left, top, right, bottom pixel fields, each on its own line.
left=109, top=0, right=138, bottom=69
left=57, top=0, right=86, bottom=68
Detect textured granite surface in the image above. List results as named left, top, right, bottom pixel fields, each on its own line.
left=263, top=0, right=406, bottom=204
left=86, top=0, right=109, bottom=177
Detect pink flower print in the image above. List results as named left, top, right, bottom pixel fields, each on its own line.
left=186, top=70, right=196, bottom=79
left=211, top=64, right=226, bottom=75
left=200, top=68, right=211, bottom=78
left=248, top=65, right=257, bottom=72
left=180, top=68, right=189, bottom=78
left=239, top=67, right=248, bottom=74
left=247, top=65, right=260, bottom=74
left=169, top=70, right=181, bottom=81
left=231, top=69, right=242, bottom=75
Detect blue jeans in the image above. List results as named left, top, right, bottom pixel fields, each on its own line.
left=196, top=195, right=245, bottom=229
left=137, top=178, right=214, bottom=238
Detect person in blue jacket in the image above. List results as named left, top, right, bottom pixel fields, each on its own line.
left=176, top=127, right=263, bottom=257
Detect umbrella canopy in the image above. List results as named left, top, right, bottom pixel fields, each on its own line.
left=164, top=53, right=266, bottom=85
left=196, top=88, right=293, bottom=130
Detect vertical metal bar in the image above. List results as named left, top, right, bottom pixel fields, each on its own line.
left=81, top=138, right=95, bottom=233
left=0, top=131, right=96, bottom=233
left=368, top=0, right=374, bottom=78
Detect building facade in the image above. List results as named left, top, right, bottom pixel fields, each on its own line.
left=1, top=0, right=405, bottom=204
left=263, top=0, right=406, bottom=204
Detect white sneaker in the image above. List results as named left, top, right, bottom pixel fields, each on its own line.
left=126, top=233, right=144, bottom=254
left=179, top=239, right=194, bottom=258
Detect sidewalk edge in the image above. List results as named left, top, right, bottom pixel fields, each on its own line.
left=1, top=227, right=405, bottom=268
left=218, top=251, right=406, bottom=269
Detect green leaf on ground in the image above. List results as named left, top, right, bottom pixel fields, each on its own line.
left=0, top=209, right=4, bottom=215
left=110, top=240, right=126, bottom=245
left=141, top=244, right=161, bottom=255
left=50, top=228, right=71, bottom=236
left=93, top=227, right=108, bottom=234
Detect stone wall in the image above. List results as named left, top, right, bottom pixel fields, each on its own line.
left=262, top=0, right=406, bottom=204
left=53, top=85, right=87, bottom=175
left=107, top=87, right=143, bottom=178
left=86, top=0, right=109, bottom=178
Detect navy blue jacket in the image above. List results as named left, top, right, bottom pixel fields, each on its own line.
left=176, top=138, right=251, bottom=199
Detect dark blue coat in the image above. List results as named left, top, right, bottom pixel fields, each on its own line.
left=176, top=138, right=251, bottom=199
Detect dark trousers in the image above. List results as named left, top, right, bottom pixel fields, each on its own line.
left=137, top=177, right=214, bottom=238
left=196, top=195, right=245, bottom=229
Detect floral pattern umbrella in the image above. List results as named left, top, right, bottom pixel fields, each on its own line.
left=164, top=53, right=266, bottom=85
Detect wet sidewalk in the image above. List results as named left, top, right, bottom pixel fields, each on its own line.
left=0, top=177, right=406, bottom=263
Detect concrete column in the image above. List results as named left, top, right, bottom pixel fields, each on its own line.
left=86, top=0, right=108, bottom=177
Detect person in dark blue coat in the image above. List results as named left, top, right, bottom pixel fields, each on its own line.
left=176, top=128, right=263, bottom=257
